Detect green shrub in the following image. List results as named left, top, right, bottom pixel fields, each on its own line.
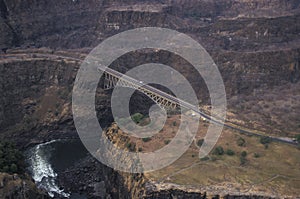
left=197, top=139, right=204, bottom=147
left=226, top=149, right=235, bottom=156
left=172, top=121, right=177, bottom=126
left=164, top=140, right=170, bottom=145
left=126, top=142, right=136, bottom=152
left=142, top=137, right=151, bottom=142
left=131, top=113, right=144, bottom=124
left=260, top=136, right=272, bottom=145
left=253, top=153, right=260, bottom=158
left=213, top=146, right=224, bottom=155
left=236, top=137, right=246, bottom=147
left=126, top=142, right=132, bottom=149
left=240, top=156, right=247, bottom=165
left=239, top=151, right=248, bottom=165
left=200, top=156, right=209, bottom=161
left=295, top=134, right=300, bottom=143
left=241, top=151, right=247, bottom=157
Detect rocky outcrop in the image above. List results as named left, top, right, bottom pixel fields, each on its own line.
left=0, top=1, right=299, bottom=198
left=0, top=0, right=299, bottom=50
left=0, top=173, right=48, bottom=198
left=168, top=0, right=300, bottom=19
left=0, top=45, right=299, bottom=147
left=58, top=124, right=279, bottom=199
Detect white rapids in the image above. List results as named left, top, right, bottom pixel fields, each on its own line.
left=26, top=140, right=70, bottom=198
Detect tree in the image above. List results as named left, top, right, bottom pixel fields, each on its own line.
left=197, top=139, right=204, bottom=147
left=240, top=156, right=247, bottom=165
left=236, top=137, right=246, bottom=147
left=0, top=141, right=24, bottom=174
left=226, top=149, right=235, bottom=156
left=200, top=156, right=210, bottom=161
left=240, top=151, right=248, bottom=165
left=213, top=146, right=224, bottom=155
left=241, top=151, right=247, bottom=157
left=2, top=165, right=9, bottom=172
left=295, top=134, right=300, bottom=143
left=253, top=153, right=260, bottom=158
left=131, top=113, right=144, bottom=124
left=142, top=137, right=151, bottom=142
left=10, top=164, right=18, bottom=173
left=260, top=136, right=272, bottom=145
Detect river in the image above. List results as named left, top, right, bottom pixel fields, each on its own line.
left=25, top=139, right=89, bottom=198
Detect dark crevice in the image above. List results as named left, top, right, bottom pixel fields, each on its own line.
left=0, top=0, right=8, bottom=19
left=0, top=0, right=20, bottom=47
left=291, top=59, right=300, bottom=83
left=4, top=21, right=21, bottom=47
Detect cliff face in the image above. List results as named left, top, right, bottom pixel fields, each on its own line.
left=0, top=173, right=48, bottom=198
left=0, top=0, right=299, bottom=50
left=58, top=124, right=280, bottom=199
left=0, top=53, right=115, bottom=147
left=168, top=0, right=300, bottom=19
left=0, top=47, right=298, bottom=147
left=0, top=0, right=175, bottom=49
left=0, top=0, right=299, bottom=198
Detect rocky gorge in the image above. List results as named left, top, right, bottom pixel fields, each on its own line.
left=0, top=0, right=300, bottom=198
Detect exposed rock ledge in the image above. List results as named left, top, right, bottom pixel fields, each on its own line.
left=144, top=181, right=278, bottom=199
left=59, top=124, right=280, bottom=199
left=0, top=172, right=48, bottom=198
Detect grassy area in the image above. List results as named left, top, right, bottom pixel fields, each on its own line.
left=109, top=110, right=300, bottom=197
left=145, top=119, right=300, bottom=197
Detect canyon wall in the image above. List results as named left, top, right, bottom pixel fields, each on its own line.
left=0, top=0, right=299, bottom=198
left=0, top=0, right=300, bottom=50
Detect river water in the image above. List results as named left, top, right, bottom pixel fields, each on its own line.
left=25, top=139, right=89, bottom=198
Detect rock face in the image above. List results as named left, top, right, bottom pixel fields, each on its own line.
left=0, top=54, right=115, bottom=147
left=58, top=124, right=279, bottom=198
left=0, top=0, right=299, bottom=198
left=1, top=47, right=299, bottom=146
left=168, top=0, right=300, bottom=19
left=0, top=173, right=48, bottom=198
left=0, top=0, right=299, bottom=50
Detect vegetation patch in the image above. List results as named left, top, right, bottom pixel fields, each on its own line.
left=213, top=146, right=224, bottom=155
left=200, top=156, right=210, bottom=161
left=295, top=134, right=300, bottom=143
left=226, top=149, right=235, bottom=156
left=253, top=153, right=260, bottom=158
left=131, top=113, right=144, bottom=124
left=197, top=139, right=204, bottom=147
left=164, top=140, right=170, bottom=145
left=240, top=151, right=248, bottom=165
left=142, top=137, right=152, bottom=142
left=260, top=136, right=272, bottom=145
left=236, top=137, right=246, bottom=147
left=126, top=142, right=136, bottom=152
left=0, top=141, right=25, bottom=174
